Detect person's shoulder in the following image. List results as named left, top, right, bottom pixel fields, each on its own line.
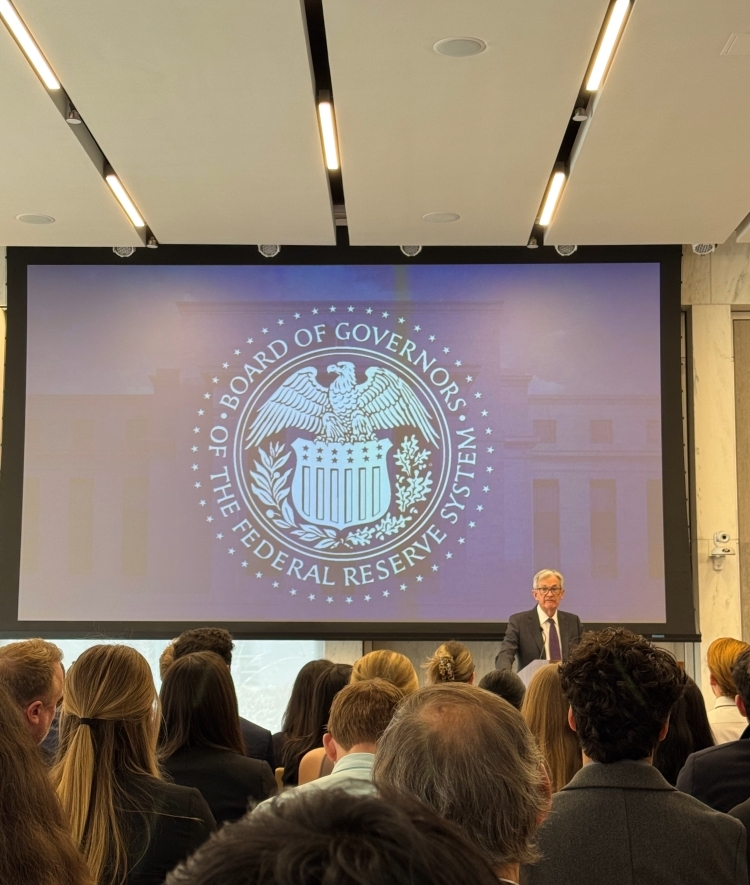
left=132, top=775, right=208, bottom=816
left=240, top=716, right=272, bottom=739
left=688, top=737, right=750, bottom=767
left=667, top=789, right=746, bottom=835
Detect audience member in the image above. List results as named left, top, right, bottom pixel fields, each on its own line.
left=707, top=637, right=750, bottom=744
left=282, top=662, right=352, bottom=786
left=522, top=663, right=581, bottom=792
left=478, top=668, right=526, bottom=710
left=159, top=639, right=177, bottom=680
left=172, top=628, right=275, bottom=770
left=424, top=640, right=474, bottom=684
left=165, top=788, right=501, bottom=885
left=271, top=659, right=332, bottom=765
left=266, top=678, right=402, bottom=805
left=677, top=647, right=750, bottom=811
left=350, top=649, right=419, bottom=694
left=523, top=628, right=746, bottom=885
left=653, top=675, right=714, bottom=785
left=0, top=683, right=93, bottom=885
left=0, top=638, right=64, bottom=743
left=53, top=644, right=215, bottom=885
left=160, top=651, right=276, bottom=823
left=373, top=683, right=548, bottom=882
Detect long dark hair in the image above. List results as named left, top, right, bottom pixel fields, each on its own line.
left=280, top=659, right=333, bottom=737
left=281, top=663, right=352, bottom=770
left=0, top=684, right=93, bottom=885
left=653, top=675, right=714, bottom=785
left=159, top=652, right=245, bottom=759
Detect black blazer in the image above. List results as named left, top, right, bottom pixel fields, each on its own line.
left=495, top=608, right=584, bottom=671
left=521, top=761, right=747, bottom=885
left=121, top=775, right=215, bottom=885
left=677, top=725, right=750, bottom=812
left=241, top=716, right=275, bottom=770
left=164, top=745, right=276, bottom=824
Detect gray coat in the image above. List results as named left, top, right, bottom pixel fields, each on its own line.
left=495, top=608, right=583, bottom=671
left=521, top=760, right=747, bottom=885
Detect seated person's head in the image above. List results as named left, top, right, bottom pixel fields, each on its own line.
left=323, top=678, right=403, bottom=764
left=159, top=651, right=245, bottom=759
left=708, top=637, right=750, bottom=700
left=652, top=675, right=714, bottom=785
left=350, top=650, right=419, bottom=695
left=373, top=683, right=548, bottom=878
left=559, top=628, right=686, bottom=763
left=173, top=628, right=234, bottom=667
left=731, top=648, right=750, bottom=720
left=478, top=669, right=526, bottom=710
left=159, top=639, right=178, bottom=680
left=424, top=641, right=474, bottom=684
left=165, top=787, right=500, bottom=885
left=0, top=639, right=64, bottom=743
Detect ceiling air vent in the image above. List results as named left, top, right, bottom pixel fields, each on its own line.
left=692, top=244, right=715, bottom=255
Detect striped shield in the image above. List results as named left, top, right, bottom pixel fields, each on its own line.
left=291, top=437, right=393, bottom=529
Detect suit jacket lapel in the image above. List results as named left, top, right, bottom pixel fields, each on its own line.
left=528, top=609, right=544, bottom=657
left=559, top=611, right=568, bottom=658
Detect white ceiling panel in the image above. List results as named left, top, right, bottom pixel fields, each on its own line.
left=323, top=0, right=610, bottom=246
left=548, top=1, right=750, bottom=246
left=16, top=0, right=335, bottom=245
left=0, top=26, right=140, bottom=247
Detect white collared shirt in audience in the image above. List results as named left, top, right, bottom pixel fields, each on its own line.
left=708, top=695, right=747, bottom=745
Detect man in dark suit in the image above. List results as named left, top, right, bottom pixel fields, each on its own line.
left=521, top=628, right=747, bottom=885
left=495, top=569, right=584, bottom=671
left=171, top=628, right=275, bottom=770
left=677, top=647, right=750, bottom=812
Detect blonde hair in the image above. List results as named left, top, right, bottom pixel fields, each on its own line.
left=707, top=637, right=750, bottom=698
left=0, top=638, right=62, bottom=707
left=424, top=641, right=474, bottom=684
left=351, top=651, right=419, bottom=695
left=522, top=663, right=581, bottom=793
left=53, top=645, right=161, bottom=885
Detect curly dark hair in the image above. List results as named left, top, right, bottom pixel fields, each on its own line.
left=173, top=628, right=234, bottom=666
left=731, top=648, right=750, bottom=710
left=559, top=628, right=686, bottom=763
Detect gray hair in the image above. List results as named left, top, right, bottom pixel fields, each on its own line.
left=372, top=684, right=547, bottom=870
left=533, top=569, right=564, bottom=590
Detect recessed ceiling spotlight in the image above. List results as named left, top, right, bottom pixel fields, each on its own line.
left=434, top=37, right=486, bottom=57
left=527, top=236, right=539, bottom=249
left=423, top=212, right=460, bottom=223
left=66, top=107, right=82, bottom=125
left=572, top=106, right=588, bottom=122
left=16, top=213, right=55, bottom=224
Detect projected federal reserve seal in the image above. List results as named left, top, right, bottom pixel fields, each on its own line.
left=192, top=306, right=492, bottom=607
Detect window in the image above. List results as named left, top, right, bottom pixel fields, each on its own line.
left=533, top=419, right=557, bottom=443
left=590, top=419, right=613, bottom=444
left=590, top=479, right=617, bottom=578
left=533, top=479, right=560, bottom=570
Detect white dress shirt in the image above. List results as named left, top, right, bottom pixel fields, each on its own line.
left=707, top=695, right=747, bottom=745
left=536, top=604, right=560, bottom=661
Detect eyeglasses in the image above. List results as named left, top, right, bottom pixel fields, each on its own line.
left=536, top=587, right=562, bottom=596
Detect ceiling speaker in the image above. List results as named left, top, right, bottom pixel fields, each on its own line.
left=555, top=244, right=578, bottom=257
left=400, top=245, right=422, bottom=257
left=258, top=244, right=281, bottom=258
left=112, top=246, right=136, bottom=258
left=692, top=243, right=715, bottom=255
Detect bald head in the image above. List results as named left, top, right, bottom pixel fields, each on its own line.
left=373, top=683, right=548, bottom=873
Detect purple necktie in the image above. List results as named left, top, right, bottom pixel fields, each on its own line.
left=547, top=618, right=561, bottom=661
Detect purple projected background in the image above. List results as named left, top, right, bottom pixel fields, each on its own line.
left=19, top=263, right=665, bottom=624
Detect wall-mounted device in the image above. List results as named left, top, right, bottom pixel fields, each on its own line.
left=709, top=532, right=735, bottom=571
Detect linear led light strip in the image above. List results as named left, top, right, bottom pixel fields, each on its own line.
left=534, top=0, right=631, bottom=234
left=317, top=93, right=340, bottom=171
left=0, top=0, right=59, bottom=89
left=0, top=0, right=151, bottom=238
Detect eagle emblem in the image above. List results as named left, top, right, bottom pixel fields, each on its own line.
left=244, top=361, right=438, bottom=531
left=245, top=361, right=438, bottom=448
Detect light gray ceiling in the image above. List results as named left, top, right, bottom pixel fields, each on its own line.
left=1, top=0, right=749, bottom=247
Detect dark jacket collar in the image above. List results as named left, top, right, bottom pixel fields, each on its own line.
left=561, top=759, right=674, bottom=792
